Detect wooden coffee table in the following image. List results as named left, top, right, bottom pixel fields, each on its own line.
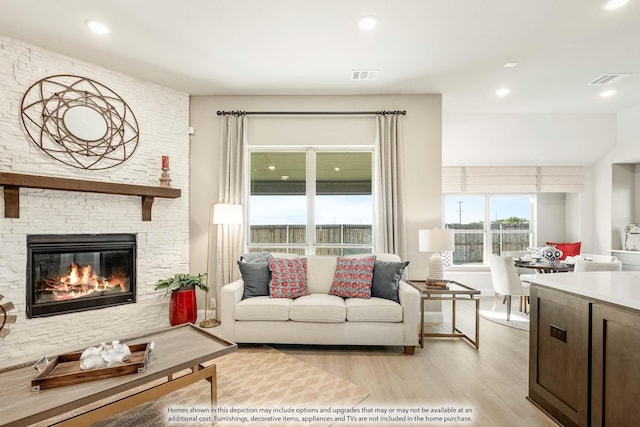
left=408, top=280, right=481, bottom=349
left=0, top=324, right=237, bottom=427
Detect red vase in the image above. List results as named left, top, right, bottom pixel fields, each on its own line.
left=169, top=285, right=197, bottom=326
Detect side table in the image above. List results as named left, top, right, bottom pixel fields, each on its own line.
left=408, top=280, right=480, bottom=349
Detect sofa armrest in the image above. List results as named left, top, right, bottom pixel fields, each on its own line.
left=220, top=279, right=244, bottom=341
left=398, top=280, right=420, bottom=346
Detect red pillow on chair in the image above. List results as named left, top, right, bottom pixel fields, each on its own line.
left=546, top=242, right=581, bottom=260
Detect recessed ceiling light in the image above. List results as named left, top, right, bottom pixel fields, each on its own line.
left=600, top=89, right=617, bottom=97
left=358, top=16, right=377, bottom=31
left=601, top=0, right=629, bottom=10
left=267, top=165, right=276, bottom=170
left=334, top=167, right=341, bottom=171
left=495, top=88, right=511, bottom=97
left=280, top=175, right=289, bottom=181
left=503, top=62, right=519, bottom=68
left=86, top=20, right=111, bottom=35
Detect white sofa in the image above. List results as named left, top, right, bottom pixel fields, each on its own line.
left=220, top=253, right=420, bottom=354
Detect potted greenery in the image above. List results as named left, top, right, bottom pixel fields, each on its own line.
left=155, top=273, right=209, bottom=326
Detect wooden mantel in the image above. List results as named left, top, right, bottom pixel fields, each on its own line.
left=0, top=172, right=181, bottom=221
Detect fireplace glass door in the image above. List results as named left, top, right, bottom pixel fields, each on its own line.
left=27, top=234, right=136, bottom=318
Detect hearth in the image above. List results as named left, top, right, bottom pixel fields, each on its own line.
left=27, top=234, right=136, bottom=318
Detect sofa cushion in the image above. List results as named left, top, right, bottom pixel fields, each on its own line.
left=289, top=294, right=346, bottom=322
left=268, top=257, right=310, bottom=298
left=345, top=297, right=403, bottom=322
left=329, top=255, right=376, bottom=299
left=305, top=256, right=338, bottom=294
left=371, top=260, right=410, bottom=303
left=305, top=254, right=401, bottom=294
left=546, top=241, right=581, bottom=260
left=237, top=261, right=270, bottom=299
left=234, top=296, right=292, bottom=321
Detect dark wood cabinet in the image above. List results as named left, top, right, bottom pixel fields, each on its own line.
left=529, top=283, right=640, bottom=427
left=591, top=304, right=640, bottom=427
left=528, top=285, right=589, bottom=427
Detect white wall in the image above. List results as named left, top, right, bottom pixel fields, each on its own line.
left=566, top=192, right=581, bottom=243
left=536, top=193, right=567, bottom=245
left=442, top=113, right=616, bottom=167
left=189, top=94, right=442, bottom=310
left=612, top=164, right=637, bottom=248
left=594, top=103, right=640, bottom=253
left=0, top=35, right=190, bottom=366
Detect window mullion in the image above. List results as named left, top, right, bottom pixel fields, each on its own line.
left=484, top=195, right=491, bottom=263
left=307, top=149, right=316, bottom=255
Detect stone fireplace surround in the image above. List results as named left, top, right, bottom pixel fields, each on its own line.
left=0, top=35, right=190, bottom=366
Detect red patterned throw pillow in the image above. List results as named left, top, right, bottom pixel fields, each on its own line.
left=268, top=257, right=309, bottom=298
left=546, top=241, right=581, bottom=260
left=329, top=256, right=376, bottom=299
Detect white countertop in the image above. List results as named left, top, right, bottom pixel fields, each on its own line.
left=527, top=271, right=640, bottom=311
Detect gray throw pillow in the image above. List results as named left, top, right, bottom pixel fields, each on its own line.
left=240, top=251, right=272, bottom=263
left=237, top=261, right=271, bottom=299
left=371, top=260, right=410, bottom=303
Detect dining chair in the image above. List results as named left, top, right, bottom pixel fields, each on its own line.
left=573, top=258, right=622, bottom=272
left=489, top=254, right=531, bottom=321
left=504, top=250, right=532, bottom=275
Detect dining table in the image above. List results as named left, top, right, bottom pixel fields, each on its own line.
left=514, top=258, right=574, bottom=273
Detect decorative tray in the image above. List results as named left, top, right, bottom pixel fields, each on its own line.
left=31, top=342, right=152, bottom=391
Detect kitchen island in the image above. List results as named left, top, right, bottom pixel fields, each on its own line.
left=527, top=271, right=640, bottom=427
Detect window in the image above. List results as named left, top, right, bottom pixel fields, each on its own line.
left=248, top=149, right=374, bottom=255
left=444, top=195, right=534, bottom=266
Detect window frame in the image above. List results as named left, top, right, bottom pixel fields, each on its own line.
left=245, top=146, right=376, bottom=255
left=443, top=194, right=536, bottom=266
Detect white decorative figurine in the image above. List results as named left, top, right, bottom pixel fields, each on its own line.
left=79, top=340, right=131, bottom=370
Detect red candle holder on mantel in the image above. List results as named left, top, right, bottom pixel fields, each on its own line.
left=159, top=155, right=172, bottom=188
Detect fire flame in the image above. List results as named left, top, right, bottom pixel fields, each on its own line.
left=45, top=263, right=126, bottom=301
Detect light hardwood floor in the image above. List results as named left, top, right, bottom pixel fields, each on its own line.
left=272, top=301, right=558, bottom=426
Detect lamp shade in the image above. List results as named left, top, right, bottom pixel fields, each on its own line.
left=212, top=203, right=243, bottom=225
left=419, top=229, right=455, bottom=253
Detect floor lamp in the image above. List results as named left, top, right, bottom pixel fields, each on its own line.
left=200, top=203, right=243, bottom=328
left=418, top=228, right=455, bottom=280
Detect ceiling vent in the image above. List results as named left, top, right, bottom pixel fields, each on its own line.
left=351, top=70, right=378, bottom=81
left=588, top=73, right=631, bottom=86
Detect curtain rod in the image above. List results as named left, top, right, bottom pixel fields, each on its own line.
left=216, top=110, right=406, bottom=116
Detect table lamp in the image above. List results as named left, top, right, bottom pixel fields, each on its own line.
left=419, top=228, right=455, bottom=280
left=200, top=203, right=243, bottom=328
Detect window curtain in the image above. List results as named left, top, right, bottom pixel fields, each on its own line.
left=375, top=113, right=407, bottom=260
left=215, top=115, right=246, bottom=320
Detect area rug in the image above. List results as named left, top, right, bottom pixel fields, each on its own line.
left=479, top=296, right=530, bottom=331
left=40, top=346, right=369, bottom=427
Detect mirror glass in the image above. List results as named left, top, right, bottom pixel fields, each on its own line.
left=63, top=106, right=108, bottom=142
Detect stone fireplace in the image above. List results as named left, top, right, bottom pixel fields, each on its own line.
left=26, top=234, right=136, bottom=318
left=0, top=34, right=190, bottom=366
